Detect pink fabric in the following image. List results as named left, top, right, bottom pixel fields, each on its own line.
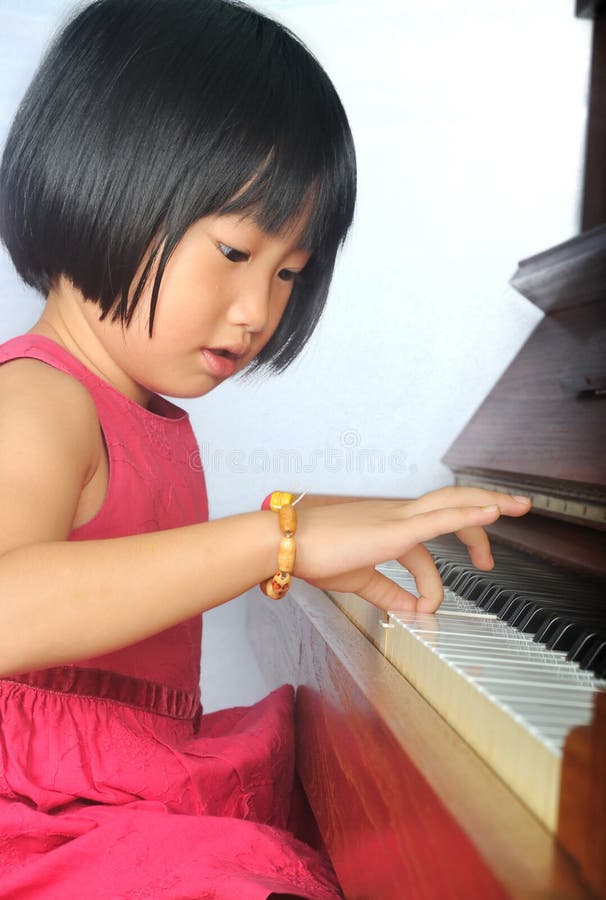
left=0, top=336, right=341, bottom=898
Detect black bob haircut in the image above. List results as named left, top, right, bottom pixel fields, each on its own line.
left=0, top=0, right=356, bottom=372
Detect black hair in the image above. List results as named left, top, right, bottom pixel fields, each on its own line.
left=0, top=0, right=356, bottom=372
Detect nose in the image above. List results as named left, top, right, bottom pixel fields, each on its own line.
left=227, top=278, right=272, bottom=334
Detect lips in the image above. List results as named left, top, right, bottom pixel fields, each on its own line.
left=209, top=345, right=248, bottom=360
left=201, top=345, right=248, bottom=378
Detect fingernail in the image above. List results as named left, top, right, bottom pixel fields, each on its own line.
left=513, top=495, right=531, bottom=503
left=482, top=504, right=499, bottom=512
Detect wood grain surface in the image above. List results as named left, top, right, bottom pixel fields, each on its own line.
left=443, top=302, right=606, bottom=490
left=248, top=583, right=592, bottom=898
left=508, top=226, right=606, bottom=313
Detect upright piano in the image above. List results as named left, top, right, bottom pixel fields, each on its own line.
left=249, top=3, right=606, bottom=896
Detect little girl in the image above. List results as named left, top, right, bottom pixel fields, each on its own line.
left=0, top=1, right=531, bottom=896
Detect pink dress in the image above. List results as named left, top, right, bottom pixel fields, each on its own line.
left=0, top=335, right=341, bottom=899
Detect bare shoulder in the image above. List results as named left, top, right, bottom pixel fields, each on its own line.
left=0, top=358, right=101, bottom=552
left=0, top=357, right=100, bottom=443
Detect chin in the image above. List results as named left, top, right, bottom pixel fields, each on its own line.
left=162, top=377, right=230, bottom=400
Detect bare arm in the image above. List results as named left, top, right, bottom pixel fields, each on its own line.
left=0, top=361, right=531, bottom=677
left=0, top=361, right=278, bottom=675
left=288, top=493, right=399, bottom=508
left=0, top=513, right=277, bottom=675
left=296, top=493, right=383, bottom=507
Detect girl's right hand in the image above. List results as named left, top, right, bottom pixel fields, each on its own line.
left=293, top=488, right=532, bottom=614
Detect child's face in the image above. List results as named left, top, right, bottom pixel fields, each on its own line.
left=81, top=213, right=311, bottom=402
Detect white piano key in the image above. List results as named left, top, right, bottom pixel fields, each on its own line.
left=386, top=604, right=605, bottom=757
left=330, top=555, right=606, bottom=830
left=443, top=650, right=584, bottom=669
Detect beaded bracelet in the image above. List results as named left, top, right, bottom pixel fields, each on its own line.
left=260, top=491, right=298, bottom=600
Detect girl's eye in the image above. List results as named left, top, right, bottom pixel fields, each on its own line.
left=277, top=269, right=299, bottom=283
left=217, top=241, right=303, bottom=283
left=218, top=242, right=249, bottom=263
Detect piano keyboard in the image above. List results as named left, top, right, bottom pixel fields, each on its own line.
left=329, top=538, right=606, bottom=833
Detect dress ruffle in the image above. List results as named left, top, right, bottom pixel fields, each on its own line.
left=0, top=680, right=341, bottom=898
left=0, top=801, right=340, bottom=899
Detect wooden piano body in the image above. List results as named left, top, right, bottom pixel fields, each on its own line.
left=249, top=580, right=604, bottom=898
left=248, top=223, right=605, bottom=897
left=249, top=4, right=606, bottom=895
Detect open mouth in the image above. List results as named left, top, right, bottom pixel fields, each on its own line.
left=208, top=346, right=247, bottom=360
left=202, top=347, right=246, bottom=378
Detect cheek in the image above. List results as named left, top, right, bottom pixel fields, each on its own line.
left=273, top=283, right=295, bottom=322
left=152, top=277, right=217, bottom=338
left=265, top=293, right=291, bottom=341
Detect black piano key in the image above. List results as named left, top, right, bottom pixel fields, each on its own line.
left=460, top=572, right=486, bottom=597
left=474, top=584, right=508, bottom=609
left=433, top=558, right=450, bottom=576
left=517, top=604, right=552, bottom=635
left=437, top=562, right=459, bottom=583
left=466, top=578, right=498, bottom=604
left=535, top=615, right=568, bottom=647
left=548, top=621, right=584, bottom=653
left=451, top=574, right=483, bottom=600
left=450, top=571, right=481, bottom=594
left=585, top=639, right=606, bottom=674
left=429, top=535, right=606, bottom=674
left=496, top=593, right=528, bottom=621
left=568, top=631, right=602, bottom=666
left=593, top=647, right=606, bottom=679
left=446, top=569, right=474, bottom=591
left=506, top=598, right=543, bottom=628
left=518, top=602, right=605, bottom=623
left=538, top=617, right=595, bottom=657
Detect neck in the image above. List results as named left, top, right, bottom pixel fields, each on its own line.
left=30, top=279, right=153, bottom=408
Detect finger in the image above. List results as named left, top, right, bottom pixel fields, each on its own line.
left=404, top=505, right=502, bottom=551
left=397, top=544, right=443, bottom=612
left=310, top=566, right=419, bottom=611
left=404, top=488, right=531, bottom=518
left=355, top=568, right=420, bottom=614
left=454, top=525, right=494, bottom=569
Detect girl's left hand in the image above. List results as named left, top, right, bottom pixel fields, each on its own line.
left=299, top=488, right=530, bottom=613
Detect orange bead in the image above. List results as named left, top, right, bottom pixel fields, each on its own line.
left=277, top=536, right=296, bottom=572
left=262, top=571, right=291, bottom=600
left=278, top=504, right=297, bottom=535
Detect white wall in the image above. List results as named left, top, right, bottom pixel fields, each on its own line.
left=0, top=0, right=591, bottom=710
